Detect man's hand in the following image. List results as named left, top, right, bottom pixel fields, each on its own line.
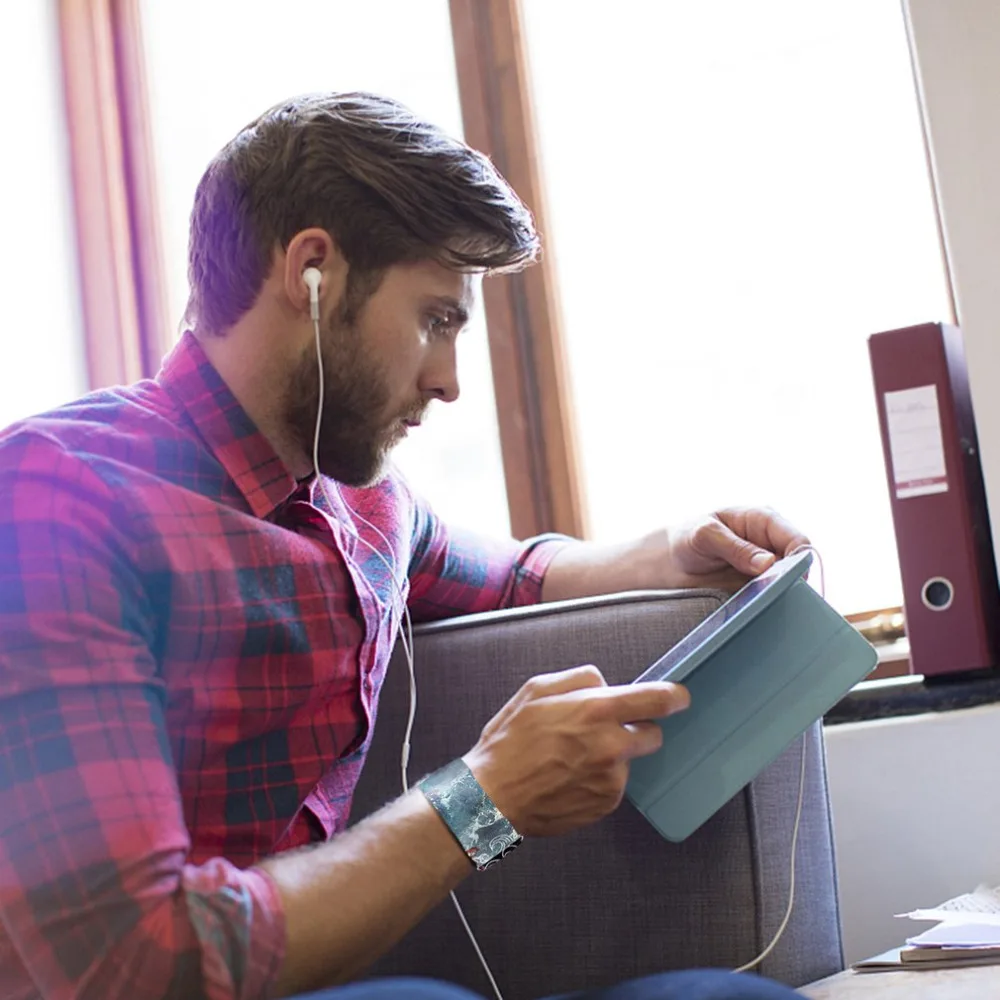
left=464, top=665, right=690, bottom=836
left=264, top=665, right=687, bottom=995
left=662, top=506, right=810, bottom=591
left=542, top=505, right=810, bottom=602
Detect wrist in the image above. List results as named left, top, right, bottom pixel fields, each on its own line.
left=542, top=532, right=674, bottom=602
left=462, top=748, right=518, bottom=830
left=624, top=528, right=675, bottom=590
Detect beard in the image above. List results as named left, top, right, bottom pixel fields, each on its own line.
left=283, top=302, right=417, bottom=487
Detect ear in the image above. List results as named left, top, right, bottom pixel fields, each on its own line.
left=281, top=228, right=349, bottom=319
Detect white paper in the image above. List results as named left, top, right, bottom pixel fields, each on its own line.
left=885, top=385, right=949, bottom=499
left=907, top=922, right=1000, bottom=948
left=897, top=884, right=1000, bottom=923
left=903, top=910, right=1000, bottom=925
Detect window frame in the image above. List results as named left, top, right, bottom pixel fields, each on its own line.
left=448, top=0, right=588, bottom=540
left=57, top=0, right=170, bottom=387
left=58, top=0, right=988, bottom=650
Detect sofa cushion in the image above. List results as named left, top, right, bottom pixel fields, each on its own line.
left=350, top=591, right=843, bottom=995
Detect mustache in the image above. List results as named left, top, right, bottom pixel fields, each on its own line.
left=400, top=403, right=429, bottom=424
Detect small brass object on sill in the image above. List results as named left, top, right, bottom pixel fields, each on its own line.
left=852, top=610, right=906, bottom=645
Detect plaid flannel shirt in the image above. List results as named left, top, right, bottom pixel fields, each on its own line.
left=0, top=332, right=565, bottom=1000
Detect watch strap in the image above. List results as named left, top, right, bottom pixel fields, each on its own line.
left=418, top=758, right=523, bottom=871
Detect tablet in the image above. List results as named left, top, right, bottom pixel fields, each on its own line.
left=634, top=550, right=816, bottom=686
left=626, top=550, right=877, bottom=842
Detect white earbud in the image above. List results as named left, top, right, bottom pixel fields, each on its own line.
left=303, top=267, right=322, bottom=321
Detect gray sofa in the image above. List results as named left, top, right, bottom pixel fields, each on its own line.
left=350, top=590, right=844, bottom=997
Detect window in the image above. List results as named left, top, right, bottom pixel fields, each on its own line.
left=140, top=0, right=509, bottom=537
left=0, top=3, right=86, bottom=429
left=522, top=0, right=952, bottom=613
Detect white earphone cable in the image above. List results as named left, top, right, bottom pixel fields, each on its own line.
left=732, top=733, right=807, bottom=974
left=308, top=283, right=816, bottom=995
left=732, top=543, right=825, bottom=975
left=309, top=307, right=503, bottom=1000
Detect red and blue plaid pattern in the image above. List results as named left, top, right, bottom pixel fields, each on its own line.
left=0, top=332, right=563, bottom=999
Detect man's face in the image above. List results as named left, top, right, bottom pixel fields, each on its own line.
left=284, top=260, right=472, bottom=486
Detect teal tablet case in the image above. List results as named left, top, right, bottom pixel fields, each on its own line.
left=626, top=554, right=877, bottom=842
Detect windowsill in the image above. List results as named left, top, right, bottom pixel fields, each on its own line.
left=825, top=663, right=1000, bottom=725
left=866, top=637, right=911, bottom=681
left=875, top=636, right=909, bottom=665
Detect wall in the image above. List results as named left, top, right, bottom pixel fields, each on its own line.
left=906, top=0, right=1000, bottom=577
left=822, top=0, right=1000, bottom=967
left=823, top=704, right=1000, bottom=965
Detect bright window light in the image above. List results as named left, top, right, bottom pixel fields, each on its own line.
left=523, top=0, right=952, bottom=613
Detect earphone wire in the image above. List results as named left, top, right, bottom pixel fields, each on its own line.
left=732, top=543, right=824, bottom=975
left=311, top=299, right=813, bottom=990
left=310, top=311, right=416, bottom=777
left=309, top=308, right=504, bottom=1000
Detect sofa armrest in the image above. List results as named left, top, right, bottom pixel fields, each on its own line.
left=349, top=590, right=843, bottom=995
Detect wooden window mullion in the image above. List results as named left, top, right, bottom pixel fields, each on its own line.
left=57, top=0, right=168, bottom=390
left=450, top=0, right=588, bottom=540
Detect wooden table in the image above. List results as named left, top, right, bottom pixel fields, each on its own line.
left=800, top=964, right=1000, bottom=998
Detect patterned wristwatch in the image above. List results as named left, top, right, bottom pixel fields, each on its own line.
left=417, top=758, right=523, bottom=871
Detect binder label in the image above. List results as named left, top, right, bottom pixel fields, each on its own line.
left=885, top=385, right=949, bottom=499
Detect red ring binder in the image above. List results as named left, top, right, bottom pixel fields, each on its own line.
left=869, top=322, right=1000, bottom=677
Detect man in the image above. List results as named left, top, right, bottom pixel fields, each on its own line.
left=0, top=93, right=810, bottom=1000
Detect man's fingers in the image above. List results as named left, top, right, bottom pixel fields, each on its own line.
left=590, top=682, right=691, bottom=723
left=621, top=720, right=665, bottom=760
left=707, top=518, right=774, bottom=575
left=494, top=665, right=607, bottom=727
left=521, top=664, right=608, bottom=700
left=716, top=507, right=810, bottom=573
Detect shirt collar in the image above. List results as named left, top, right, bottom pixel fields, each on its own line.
left=156, top=331, right=299, bottom=519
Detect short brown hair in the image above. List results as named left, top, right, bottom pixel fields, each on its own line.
left=185, top=92, right=540, bottom=335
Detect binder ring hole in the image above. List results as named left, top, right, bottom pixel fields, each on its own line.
left=921, top=577, right=954, bottom=611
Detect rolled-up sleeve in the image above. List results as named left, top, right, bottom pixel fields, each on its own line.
left=0, top=432, right=284, bottom=1000
left=405, top=485, right=574, bottom=623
